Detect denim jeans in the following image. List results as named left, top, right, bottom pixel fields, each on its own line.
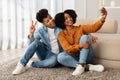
left=57, top=35, right=94, bottom=68
left=20, top=39, right=58, bottom=68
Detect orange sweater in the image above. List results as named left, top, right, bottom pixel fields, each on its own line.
left=58, top=18, right=104, bottom=56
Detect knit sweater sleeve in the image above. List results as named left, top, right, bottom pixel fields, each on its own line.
left=58, top=32, right=80, bottom=55
left=81, top=18, right=104, bottom=34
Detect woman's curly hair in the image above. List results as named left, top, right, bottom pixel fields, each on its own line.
left=54, top=9, right=77, bottom=29
left=36, top=9, right=48, bottom=23
left=54, top=12, right=66, bottom=29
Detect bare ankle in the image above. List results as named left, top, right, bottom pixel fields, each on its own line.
left=85, top=64, right=89, bottom=71
left=79, top=63, right=85, bottom=67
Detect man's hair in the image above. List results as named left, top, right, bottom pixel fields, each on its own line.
left=54, top=12, right=66, bottom=29
left=64, top=9, right=77, bottom=24
left=36, top=9, right=48, bottom=23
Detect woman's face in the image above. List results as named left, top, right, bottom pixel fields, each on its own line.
left=64, top=13, right=73, bottom=26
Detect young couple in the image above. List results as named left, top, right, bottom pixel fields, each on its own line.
left=12, top=8, right=107, bottom=76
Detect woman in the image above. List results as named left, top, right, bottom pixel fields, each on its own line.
left=55, top=8, right=107, bottom=75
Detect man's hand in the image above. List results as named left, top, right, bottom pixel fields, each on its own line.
left=28, top=20, right=37, bottom=39
left=100, top=7, right=107, bottom=23
left=88, top=34, right=98, bottom=43
left=79, top=42, right=89, bottom=49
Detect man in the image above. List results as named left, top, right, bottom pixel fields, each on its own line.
left=12, top=9, right=63, bottom=75
left=12, top=9, right=98, bottom=75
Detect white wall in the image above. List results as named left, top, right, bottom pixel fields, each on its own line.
left=74, top=0, right=120, bottom=33
left=75, top=0, right=86, bottom=18
left=86, top=0, right=100, bottom=18
left=74, top=0, right=100, bottom=19
left=62, top=0, right=74, bottom=10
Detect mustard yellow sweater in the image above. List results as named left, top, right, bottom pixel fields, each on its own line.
left=58, top=18, right=104, bottom=56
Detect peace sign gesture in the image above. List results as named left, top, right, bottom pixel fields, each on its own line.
left=29, top=20, right=37, bottom=39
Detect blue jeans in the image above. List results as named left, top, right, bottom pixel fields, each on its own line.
left=20, top=39, right=58, bottom=68
left=57, top=35, right=94, bottom=68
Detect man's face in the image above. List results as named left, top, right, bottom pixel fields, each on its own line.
left=42, top=14, right=55, bottom=28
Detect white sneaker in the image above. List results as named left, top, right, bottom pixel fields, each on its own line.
left=89, top=64, right=104, bottom=72
left=12, top=62, right=26, bottom=75
left=27, top=60, right=33, bottom=67
left=72, top=64, right=85, bottom=76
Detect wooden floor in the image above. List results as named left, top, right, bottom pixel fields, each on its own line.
left=0, top=48, right=26, bottom=64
